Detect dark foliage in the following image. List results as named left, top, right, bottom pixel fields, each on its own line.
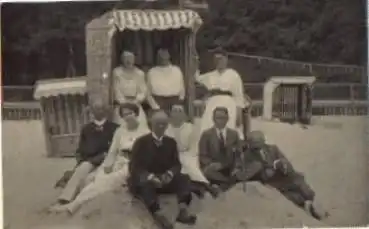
left=1, top=0, right=366, bottom=85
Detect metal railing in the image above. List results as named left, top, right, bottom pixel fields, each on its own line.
left=2, top=83, right=368, bottom=121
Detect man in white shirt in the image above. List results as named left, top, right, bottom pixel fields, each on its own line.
left=147, top=49, right=185, bottom=114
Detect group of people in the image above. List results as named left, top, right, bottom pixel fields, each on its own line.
left=49, top=48, right=328, bottom=229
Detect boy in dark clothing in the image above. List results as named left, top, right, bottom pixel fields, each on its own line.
left=53, top=99, right=118, bottom=206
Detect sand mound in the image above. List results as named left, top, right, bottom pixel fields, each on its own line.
left=4, top=117, right=368, bottom=228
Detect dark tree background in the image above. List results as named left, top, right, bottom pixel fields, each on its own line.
left=1, top=0, right=367, bottom=85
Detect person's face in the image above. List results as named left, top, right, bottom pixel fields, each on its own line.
left=214, top=54, right=228, bottom=70
left=122, top=54, right=135, bottom=68
left=158, top=50, right=170, bottom=65
left=248, top=133, right=266, bottom=149
left=91, top=104, right=106, bottom=121
left=170, top=106, right=185, bottom=123
left=213, top=110, right=229, bottom=129
left=121, top=108, right=137, bottom=126
left=151, top=112, right=169, bottom=136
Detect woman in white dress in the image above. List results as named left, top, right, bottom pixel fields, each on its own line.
left=113, top=51, right=148, bottom=128
left=49, top=103, right=150, bottom=215
left=166, top=103, right=218, bottom=198
left=196, top=49, right=250, bottom=136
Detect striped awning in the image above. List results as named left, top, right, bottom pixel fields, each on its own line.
left=34, top=77, right=87, bottom=99
left=112, top=9, right=203, bottom=31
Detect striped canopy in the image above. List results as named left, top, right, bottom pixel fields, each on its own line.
left=34, top=77, right=87, bottom=99
left=112, top=9, right=203, bottom=31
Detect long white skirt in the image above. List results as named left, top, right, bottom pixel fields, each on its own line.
left=113, top=104, right=148, bottom=128
left=180, top=153, right=209, bottom=184
left=66, top=156, right=129, bottom=213
left=199, top=95, right=237, bottom=134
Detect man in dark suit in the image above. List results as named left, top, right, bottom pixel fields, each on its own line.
left=241, top=130, right=328, bottom=220
left=198, top=107, right=243, bottom=191
left=52, top=98, right=119, bottom=208
left=128, top=110, right=196, bottom=229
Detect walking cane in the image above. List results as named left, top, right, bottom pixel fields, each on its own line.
left=240, top=104, right=251, bottom=193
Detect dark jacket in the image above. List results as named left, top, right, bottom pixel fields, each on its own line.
left=76, top=120, right=119, bottom=166
left=198, top=127, right=242, bottom=170
left=129, top=133, right=181, bottom=183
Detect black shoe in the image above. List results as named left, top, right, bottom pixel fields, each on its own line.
left=205, top=185, right=220, bottom=199
left=153, top=212, right=173, bottom=229
left=192, top=188, right=206, bottom=199
left=176, top=209, right=197, bottom=225
left=57, top=199, right=70, bottom=205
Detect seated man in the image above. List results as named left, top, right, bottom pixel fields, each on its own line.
left=52, top=99, right=119, bottom=207
left=242, top=130, right=328, bottom=220
left=198, top=107, right=243, bottom=192
left=128, top=110, right=196, bottom=229
left=166, top=103, right=218, bottom=198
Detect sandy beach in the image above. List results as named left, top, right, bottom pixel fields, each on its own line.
left=3, top=116, right=368, bottom=229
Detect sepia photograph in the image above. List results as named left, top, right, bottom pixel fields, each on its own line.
left=1, top=0, right=368, bottom=228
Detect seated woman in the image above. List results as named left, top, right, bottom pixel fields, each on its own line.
left=166, top=103, right=218, bottom=198
left=113, top=50, right=148, bottom=128
left=49, top=103, right=150, bottom=215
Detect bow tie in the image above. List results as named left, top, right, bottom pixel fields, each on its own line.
left=154, top=139, right=162, bottom=146
left=94, top=125, right=104, bottom=131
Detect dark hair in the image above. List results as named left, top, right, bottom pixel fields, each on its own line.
left=213, top=106, right=229, bottom=116
left=119, top=103, right=140, bottom=117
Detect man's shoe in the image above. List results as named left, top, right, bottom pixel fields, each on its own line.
left=206, top=185, right=220, bottom=199
left=153, top=212, right=173, bottom=229
left=176, top=209, right=197, bottom=225
left=305, top=201, right=329, bottom=220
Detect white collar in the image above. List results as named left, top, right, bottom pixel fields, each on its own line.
left=152, top=133, right=164, bottom=141
left=93, top=119, right=107, bottom=127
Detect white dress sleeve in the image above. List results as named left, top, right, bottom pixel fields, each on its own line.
left=135, top=69, right=147, bottom=103
left=231, top=69, right=246, bottom=108
left=113, top=68, right=125, bottom=103
left=103, top=128, right=121, bottom=167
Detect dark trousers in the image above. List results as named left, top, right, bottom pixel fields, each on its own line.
left=129, top=173, right=193, bottom=213
left=153, top=95, right=181, bottom=115
left=270, top=175, right=315, bottom=208
left=203, top=166, right=238, bottom=191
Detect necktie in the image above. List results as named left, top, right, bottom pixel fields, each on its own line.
left=219, top=131, right=226, bottom=152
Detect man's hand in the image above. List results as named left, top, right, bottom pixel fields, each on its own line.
left=273, top=159, right=288, bottom=175
left=263, top=168, right=275, bottom=179
left=148, top=174, right=162, bottom=188
left=160, top=171, right=174, bottom=185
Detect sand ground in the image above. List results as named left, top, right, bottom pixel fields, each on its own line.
left=2, top=116, right=368, bottom=229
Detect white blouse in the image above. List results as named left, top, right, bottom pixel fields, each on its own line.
left=103, top=125, right=150, bottom=168
left=166, top=122, right=194, bottom=153
left=113, top=66, right=147, bottom=103
left=197, top=68, right=246, bottom=108
left=147, top=65, right=185, bottom=99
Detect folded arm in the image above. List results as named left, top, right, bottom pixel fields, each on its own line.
left=271, top=145, right=294, bottom=175
left=136, top=71, right=147, bottom=103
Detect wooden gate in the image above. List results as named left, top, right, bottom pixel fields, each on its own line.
left=272, top=84, right=313, bottom=124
